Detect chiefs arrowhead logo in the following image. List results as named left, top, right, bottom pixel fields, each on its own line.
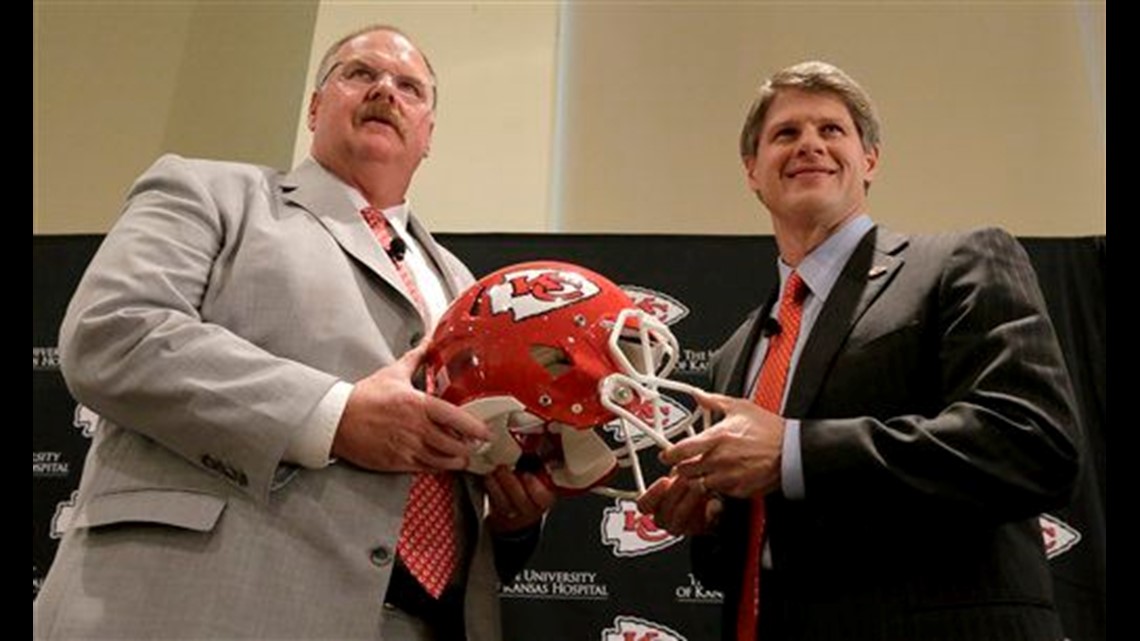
left=488, top=268, right=601, bottom=321
left=601, top=615, right=687, bottom=641
left=1039, top=513, right=1081, bottom=559
left=601, top=498, right=682, bottom=557
left=602, top=394, right=691, bottom=447
left=73, top=404, right=100, bottom=438
left=621, top=286, right=690, bottom=326
left=51, top=491, right=80, bottom=539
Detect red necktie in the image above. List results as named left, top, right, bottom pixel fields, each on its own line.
left=738, top=271, right=808, bottom=641
left=361, top=207, right=459, bottom=599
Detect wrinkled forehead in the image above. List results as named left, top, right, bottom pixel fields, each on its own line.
left=335, top=29, right=433, bottom=79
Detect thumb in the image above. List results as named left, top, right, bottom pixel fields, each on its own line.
left=390, top=340, right=429, bottom=380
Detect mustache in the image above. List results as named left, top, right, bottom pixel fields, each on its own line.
left=357, top=101, right=406, bottom=137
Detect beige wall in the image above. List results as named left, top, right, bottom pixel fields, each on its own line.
left=557, top=3, right=1106, bottom=236
left=34, top=2, right=1105, bottom=237
left=292, top=3, right=559, bottom=233
left=33, top=1, right=318, bottom=234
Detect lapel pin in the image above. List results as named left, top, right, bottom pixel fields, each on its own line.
left=868, top=265, right=888, bottom=279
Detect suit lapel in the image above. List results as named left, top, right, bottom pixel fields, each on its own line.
left=784, top=226, right=909, bottom=416
left=281, top=159, right=423, bottom=315
left=406, top=214, right=463, bottom=301
left=722, top=290, right=778, bottom=396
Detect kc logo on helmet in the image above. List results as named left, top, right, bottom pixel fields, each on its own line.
left=488, top=268, right=601, bottom=321
left=1040, top=513, right=1081, bottom=559
left=601, top=498, right=682, bottom=557
left=601, top=615, right=687, bottom=641
left=621, top=286, right=690, bottom=326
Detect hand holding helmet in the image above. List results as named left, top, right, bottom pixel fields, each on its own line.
left=424, top=261, right=707, bottom=498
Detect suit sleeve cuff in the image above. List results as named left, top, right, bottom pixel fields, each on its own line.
left=780, top=419, right=806, bottom=499
left=283, top=381, right=352, bottom=469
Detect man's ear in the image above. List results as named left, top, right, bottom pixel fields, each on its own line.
left=306, top=91, right=320, bottom=132
left=423, top=118, right=435, bottom=159
left=863, top=144, right=880, bottom=190
left=743, top=155, right=760, bottom=192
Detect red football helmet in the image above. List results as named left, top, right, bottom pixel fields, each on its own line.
left=424, top=261, right=705, bottom=498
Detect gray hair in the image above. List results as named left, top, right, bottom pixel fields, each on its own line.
left=739, top=61, right=880, bottom=158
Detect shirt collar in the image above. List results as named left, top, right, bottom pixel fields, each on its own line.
left=778, top=214, right=873, bottom=301
left=313, top=158, right=412, bottom=234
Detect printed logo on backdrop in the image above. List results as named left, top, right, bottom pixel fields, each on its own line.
left=1040, top=513, right=1081, bottom=559
left=74, top=404, right=100, bottom=438
left=601, top=498, right=682, bottom=557
left=676, top=349, right=712, bottom=374
left=621, top=286, right=690, bottom=326
left=602, top=615, right=687, bottom=641
left=499, top=569, right=609, bottom=600
left=32, top=451, right=70, bottom=478
left=602, top=394, right=691, bottom=450
left=33, top=346, right=60, bottom=371
left=51, top=491, right=80, bottom=539
left=674, top=573, right=723, bottom=604
left=488, top=268, right=601, bottom=321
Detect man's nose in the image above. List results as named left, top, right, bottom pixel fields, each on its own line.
left=366, top=74, right=400, bottom=102
left=794, top=130, right=825, bottom=155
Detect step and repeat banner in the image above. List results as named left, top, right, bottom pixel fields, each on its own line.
left=33, top=233, right=1105, bottom=640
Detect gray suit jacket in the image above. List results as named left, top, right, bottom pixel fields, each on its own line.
left=34, top=155, right=513, bottom=640
left=697, top=226, right=1082, bottom=640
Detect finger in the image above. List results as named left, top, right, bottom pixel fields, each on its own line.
left=667, top=481, right=708, bottom=534
left=493, top=467, right=535, bottom=512
left=425, top=396, right=493, bottom=442
left=659, top=430, right=718, bottom=465
left=421, top=421, right=480, bottom=458
left=388, top=341, right=429, bottom=380
left=411, top=446, right=467, bottom=472
left=521, top=473, right=556, bottom=511
left=693, top=389, right=734, bottom=412
left=636, top=477, right=674, bottom=514
left=484, top=469, right=512, bottom=511
left=673, top=457, right=708, bottom=480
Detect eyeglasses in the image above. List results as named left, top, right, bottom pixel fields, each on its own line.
left=321, top=60, right=433, bottom=107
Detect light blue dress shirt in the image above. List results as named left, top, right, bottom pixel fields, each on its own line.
left=743, top=214, right=874, bottom=500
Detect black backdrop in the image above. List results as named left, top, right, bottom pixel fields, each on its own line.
left=32, top=233, right=1105, bottom=641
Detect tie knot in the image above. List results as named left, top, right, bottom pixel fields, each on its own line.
left=361, top=206, right=385, bottom=228
left=783, top=271, right=808, bottom=305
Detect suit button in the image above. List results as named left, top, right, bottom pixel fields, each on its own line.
left=370, top=546, right=393, bottom=567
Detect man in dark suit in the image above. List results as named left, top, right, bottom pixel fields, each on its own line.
left=34, top=25, right=553, bottom=640
left=638, top=61, right=1081, bottom=640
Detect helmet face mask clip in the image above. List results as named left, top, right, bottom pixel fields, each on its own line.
left=425, top=261, right=706, bottom=499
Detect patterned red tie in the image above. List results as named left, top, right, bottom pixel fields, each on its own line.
left=361, top=207, right=459, bottom=599
left=738, top=271, right=808, bottom=641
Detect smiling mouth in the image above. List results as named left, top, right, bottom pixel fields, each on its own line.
left=786, top=168, right=835, bottom=178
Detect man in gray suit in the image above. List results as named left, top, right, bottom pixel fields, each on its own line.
left=639, top=61, right=1081, bottom=640
left=34, top=24, right=553, bottom=640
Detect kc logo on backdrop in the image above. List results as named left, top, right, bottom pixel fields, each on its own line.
left=601, top=615, right=687, bottom=641
left=1040, top=513, right=1081, bottom=559
left=601, top=498, right=682, bottom=557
